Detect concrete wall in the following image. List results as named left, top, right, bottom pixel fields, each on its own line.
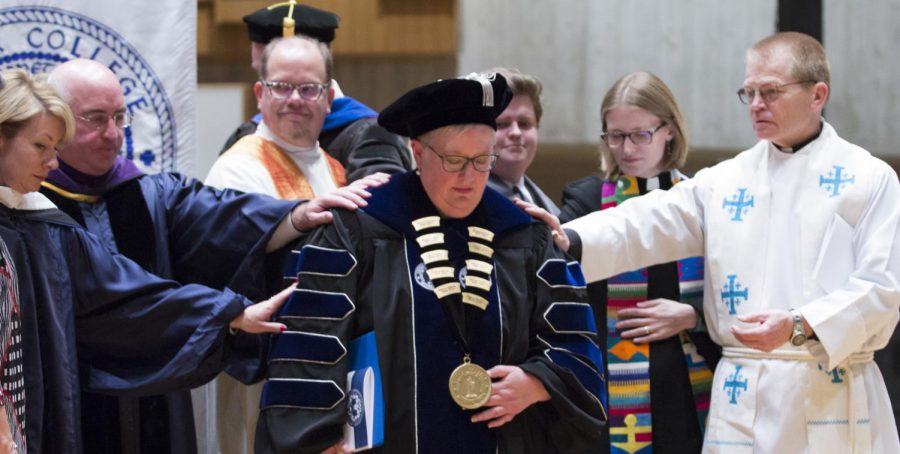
left=459, top=0, right=900, bottom=154
left=458, top=0, right=772, bottom=150
left=825, top=0, right=900, bottom=157
left=458, top=0, right=900, bottom=202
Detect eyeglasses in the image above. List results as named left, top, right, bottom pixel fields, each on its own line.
left=76, top=111, right=132, bottom=131
left=261, top=80, right=329, bottom=101
left=737, top=80, right=817, bottom=105
left=601, top=123, right=667, bottom=147
left=420, top=141, right=498, bottom=173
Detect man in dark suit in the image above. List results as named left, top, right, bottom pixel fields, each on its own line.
left=485, top=68, right=559, bottom=215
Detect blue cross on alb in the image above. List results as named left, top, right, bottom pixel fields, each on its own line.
left=819, top=165, right=855, bottom=197
left=720, top=274, right=748, bottom=315
left=724, top=365, right=748, bottom=404
left=139, top=150, right=156, bottom=166
left=817, top=363, right=846, bottom=384
left=722, top=188, right=754, bottom=221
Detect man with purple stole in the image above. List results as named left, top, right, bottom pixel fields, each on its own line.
left=254, top=72, right=607, bottom=453
left=0, top=67, right=314, bottom=454
left=38, top=58, right=326, bottom=454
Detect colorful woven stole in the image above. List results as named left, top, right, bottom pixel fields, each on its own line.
left=603, top=175, right=713, bottom=453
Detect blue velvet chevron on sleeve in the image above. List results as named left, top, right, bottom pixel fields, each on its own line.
left=537, top=260, right=608, bottom=410
left=261, top=378, right=345, bottom=410
left=280, top=289, right=355, bottom=320
left=544, top=302, right=598, bottom=335
left=268, top=331, right=347, bottom=365
left=283, top=245, right=357, bottom=279
left=537, top=258, right=587, bottom=288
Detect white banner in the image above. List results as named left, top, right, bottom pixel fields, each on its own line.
left=0, top=1, right=196, bottom=174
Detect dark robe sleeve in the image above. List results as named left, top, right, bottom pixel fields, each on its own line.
left=69, top=227, right=252, bottom=396
left=875, top=325, right=900, bottom=435
left=254, top=211, right=365, bottom=454
left=512, top=223, right=607, bottom=452
left=151, top=173, right=297, bottom=289
left=319, top=117, right=376, bottom=167
left=220, top=202, right=313, bottom=386
left=559, top=175, right=604, bottom=223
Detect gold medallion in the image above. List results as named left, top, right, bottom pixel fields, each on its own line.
left=448, top=357, right=492, bottom=409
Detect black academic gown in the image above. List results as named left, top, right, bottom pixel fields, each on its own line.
left=875, top=326, right=900, bottom=434
left=252, top=172, right=607, bottom=454
left=0, top=201, right=253, bottom=454
left=40, top=171, right=296, bottom=453
left=344, top=124, right=413, bottom=181
left=560, top=174, right=722, bottom=454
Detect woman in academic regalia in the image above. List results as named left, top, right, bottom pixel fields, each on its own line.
left=558, top=71, right=721, bottom=454
left=0, top=68, right=289, bottom=454
left=255, top=72, right=608, bottom=454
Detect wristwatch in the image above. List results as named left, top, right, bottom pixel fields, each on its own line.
left=789, top=309, right=808, bottom=346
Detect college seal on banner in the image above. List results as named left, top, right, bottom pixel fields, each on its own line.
left=0, top=5, right=177, bottom=173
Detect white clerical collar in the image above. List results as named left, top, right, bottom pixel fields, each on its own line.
left=255, top=120, right=322, bottom=160
left=768, top=141, right=796, bottom=159
left=769, top=134, right=820, bottom=157
left=0, top=186, right=57, bottom=211
left=771, top=118, right=825, bottom=154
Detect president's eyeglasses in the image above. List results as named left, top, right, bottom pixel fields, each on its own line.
left=420, top=141, right=498, bottom=172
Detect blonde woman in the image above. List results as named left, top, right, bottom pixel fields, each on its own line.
left=0, top=69, right=290, bottom=454
left=559, top=72, right=718, bottom=454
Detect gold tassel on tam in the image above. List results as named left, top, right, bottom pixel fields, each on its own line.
left=268, top=0, right=298, bottom=37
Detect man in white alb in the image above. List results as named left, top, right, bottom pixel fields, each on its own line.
left=528, top=31, right=900, bottom=453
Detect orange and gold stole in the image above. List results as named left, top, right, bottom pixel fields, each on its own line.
left=226, top=135, right=347, bottom=199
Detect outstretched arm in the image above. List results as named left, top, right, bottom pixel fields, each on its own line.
left=289, top=173, right=390, bottom=233
left=562, top=181, right=705, bottom=283
left=266, top=173, right=391, bottom=252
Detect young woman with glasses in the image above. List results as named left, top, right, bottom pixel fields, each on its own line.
left=558, top=71, right=721, bottom=454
